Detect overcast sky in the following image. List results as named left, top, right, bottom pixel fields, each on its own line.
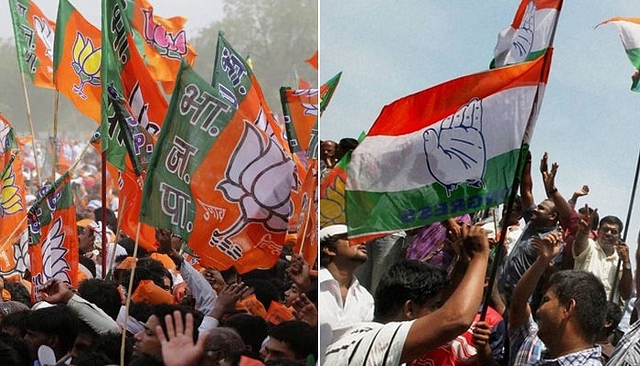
left=320, top=1, right=640, bottom=262
left=0, top=0, right=224, bottom=39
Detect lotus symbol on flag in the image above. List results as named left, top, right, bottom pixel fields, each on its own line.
left=34, top=16, right=54, bottom=60
left=33, top=218, right=71, bottom=294
left=213, top=121, right=297, bottom=251
left=423, top=98, right=487, bottom=197
left=0, top=123, right=10, bottom=154
left=0, top=168, right=24, bottom=218
left=71, top=32, right=101, bottom=100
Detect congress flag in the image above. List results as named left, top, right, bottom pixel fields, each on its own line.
left=598, top=17, right=640, bottom=92
left=346, top=51, right=552, bottom=242
left=492, top=0, right=562, bottom=68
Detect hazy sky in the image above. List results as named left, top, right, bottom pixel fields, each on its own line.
left=320, top=1, right=640, bottom=261
left=0, top=0, right=224, bottom=39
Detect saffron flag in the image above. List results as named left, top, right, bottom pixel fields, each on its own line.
left=492, top=0, right=562, bottom=68
left=0, top=115, right=30, bottom=281
left=306, top=120, right=318, bottom=161
left=320, top=72, right=342, bottom=115
left=140, top=61, right=298, bottom=274
left=597, top=17, right=640, bottom=92
left=345, top=51, right=552, bottom=242
left=305, top=51, right=318, bottom=70
left=27, top=172, right=79, bottom=299
left=320, top=150, right=351, bottom=228
left=280, top=87, right=319, bottom=155
left=9, top=0, right=55, bottom=89
left=53, top=0, right=102, bottom=123
left=212, top=32, right=289, bottom=153
left=101, top=0, right=167, bottom=171
left=292, top=166, right=318, bottom=267
left=123, top=0, right=198, bottom=94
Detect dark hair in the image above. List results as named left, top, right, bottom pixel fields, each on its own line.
left=548, top=270, right=607, bottom=342
left=338, top=138, right=359, bottom=152
left=598, top=215, right=623, bottom=234
left=224, top=314, right=269, bottom=359
left=374, top=260, right=448, bottom=321
left=73, top=352, right=114, bottom=366
left=604, top=301, right=623, bottom=335
left=78, top=256, right=97, bottom=278
left=268, top=321, right=317, bottom=361
left=4, top=282, right=32, bottom=308
left=0, top=333, right=30, bottom=366
left=25, top=305, right=79, bottom=355
left=319, top=233, right=347, bottom=267
left=149, top=304, right=202, bottom=343
left=77, top=279, right=122, bottom=320
left=0, top=310, right=28, bottom=338
left=89, top=332, right=133, bottom=365
left=118, top=237, right=148, bottom=258
left=205, top=327, right=245, bottom=366
left=93, top=207, right=117, bottom=233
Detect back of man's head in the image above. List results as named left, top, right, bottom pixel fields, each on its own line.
left=26, top=305, right=79, bottom=356
left=549, top=270, right=607, bottom=342
left=224, top=314, right=269, bottom=360
left=374, top=260, right=448, bottom=322
left=78, top=278, right=122, bottom=320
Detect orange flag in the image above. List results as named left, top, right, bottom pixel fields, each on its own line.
left=292, top=166, right=318, bottom=267
left=9, top=0, right=56, bottom=89
left=53, top=0, right=102, bottom=123
left=0, top=115, right=29, bottom=281
left=28, top=173, right=79, bottom=300
left=265, top=301, right=295, bottom=325
left=125, top=0, right=198, bottom=94
left=305, top=50, right=318, bottom=70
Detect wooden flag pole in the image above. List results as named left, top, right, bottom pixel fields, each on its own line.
left=101, top=151, right=108, bottom=278
left=52, top=91, right=60, bottom=179
left=19, top=73, right=42, bottom=186
left=121, top=222, right=141, bottom=366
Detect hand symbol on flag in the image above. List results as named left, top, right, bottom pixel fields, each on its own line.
left=511, top=1, right=535, bottom=62
left=423, top=98, right=487, bottom=197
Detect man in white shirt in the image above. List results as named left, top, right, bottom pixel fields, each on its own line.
left=318, top=224, right=375, bottom=365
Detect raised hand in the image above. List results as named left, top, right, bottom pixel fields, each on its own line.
left=210, top=282, right=252, bottom=319
left=291, top=294, right=317, bottom=328
left=155, top=311, right=210, bottom=366
left=40, top=278, right=74, bottom=304
left=578, top=204, right=597, bottom=234
left=532, top=231, right=562, bottom=263
left=423, top=98, right=486, bottom=197
left=286, top=254, right=312, bottom=293
left=539, top=152, right=559, bottom=194
left=574, top=185, right=589, bottom=198
left=459, top=223, right=490, bottom=260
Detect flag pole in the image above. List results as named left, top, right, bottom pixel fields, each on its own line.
left=101, top=151, right=108, bottom=278
left=52, top=91, right=60, bottom=179
left=121, top=222, right=141, bottom=366
left=19, top=73, right=42, bottom=186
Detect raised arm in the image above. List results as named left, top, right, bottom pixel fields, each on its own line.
left=509, top=231, right=562, bottom=329
left=401, top=224, right=490, bottom=363
left=573, top=205, right=596, bottom=257
left=540, top=152, right=573, bottom=220
left=520, top=152, right=534, bottom=210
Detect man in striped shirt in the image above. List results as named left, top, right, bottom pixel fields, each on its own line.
left=324, top=224, right=490, bottom=365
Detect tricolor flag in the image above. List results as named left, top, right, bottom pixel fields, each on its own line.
left=123, top=0, right=198, bottom=94
left=345, top=51, right=552, bottom=242
left=140, top=61, right=298, bottom=274
left=27, top=172, right=79, bottom=299
left=597, top=17, right=640, bottom=92
left=9, top=0, right=56, bottom=89
left=0, top=115, right=29, bottom=281
left=492, top=0, right=562, bottom=68
left=53, top=0, right=102, bottom=123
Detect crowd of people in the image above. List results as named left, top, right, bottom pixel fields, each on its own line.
left=0, top=139, right=320, bottom=365
left=319, top=139, right=640, bottom=366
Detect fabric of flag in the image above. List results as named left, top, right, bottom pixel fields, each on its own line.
left=320, top=151, right=351, bottom=228
left=9, top=0, right=55, bottom=89
left=0, top=115, right=29, bottom=281
left=101, top=0, right=168, bottom=172
left=305, top=51, right=318, bottom=70
left=346, top=52, right=552, bottom=242
left=212, top=32, right=289, bottom=153
left=280, top=87, right=318, bottom=155
left=292, top=167, right=318, bottom=267
left=492, top=0, right=562, bottom=68
left=123, top=0, right=198, bottom=94
left=320, top=72, right=342, bottom=115
left=27, top=172, right=79, bottom=299
left=140, top=61, right=298, bottom=274
left=598, top=17, right=640, bottom=92
left=53, top=0, right=102, bottom=123
left=306, top=120, right=318, bottom=161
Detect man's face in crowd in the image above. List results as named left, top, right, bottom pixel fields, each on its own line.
left=133, top=315, right=163, bottom=360
left=535, top=286, right=564, bottom=345
left=335, top=238, right=367, bottom=263
left=321, top=141, right=337, bottom=159
left=261, top=336, right=298, bottom=363
left=597, top=222, right=620, bottom=252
